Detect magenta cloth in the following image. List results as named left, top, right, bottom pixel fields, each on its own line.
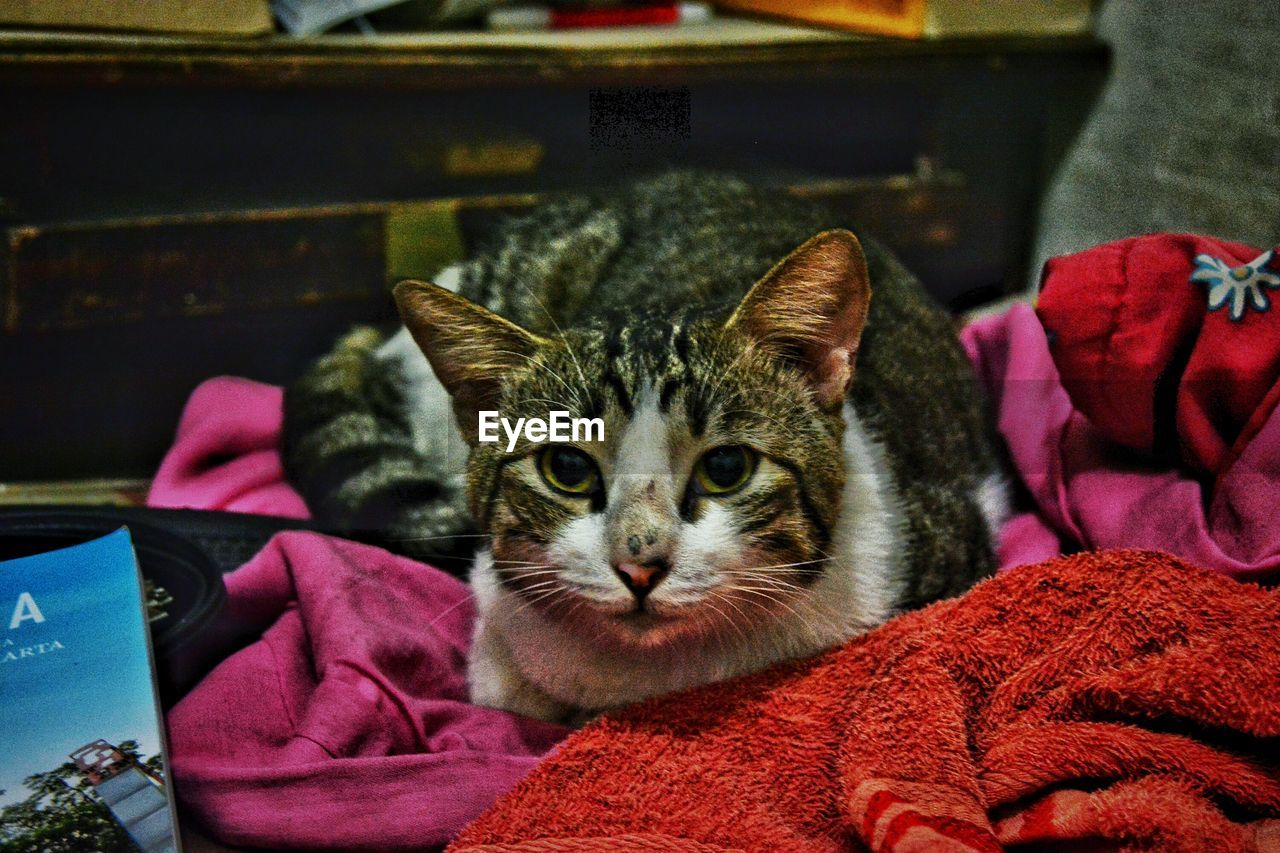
left=963, top=303, right=1280, bottom=580
left=166, top=531, right=570, bottom=850
left=148, top=376, right=310, bottom=518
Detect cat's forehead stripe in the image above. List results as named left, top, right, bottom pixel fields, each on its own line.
left=659, top=378, right=680, bottom=412
left=605, top=368, right=633, bottom=417
left=600, top=317, right=693, bottom=420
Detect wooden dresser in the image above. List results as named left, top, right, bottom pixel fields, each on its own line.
left=0, top=23, right=1107, bottom=484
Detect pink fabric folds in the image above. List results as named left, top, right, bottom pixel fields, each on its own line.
left=963, top=303, right=1280, bottom=580
left=148, top=376, right=309, bottom=518
left=166, top=531, right=569, bottom=851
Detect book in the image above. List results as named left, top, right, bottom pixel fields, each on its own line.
left=712, top=0, right=1092, bottom=39
left=1, top=528, right=181, bottom=853
left=273, top=0, right=502, bottom=36
left=0, top=0, right=273, bottom=36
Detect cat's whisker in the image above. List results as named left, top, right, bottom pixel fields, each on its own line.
left=555, top=333, right=592, bottom=411
left=506, top=576, right=561, bottom=588
left=721, top=558, right=832, bottom=575
left=714, top=589, right=799, bottom=637
left=700, top=333, right=759, bottom=413
left=745, top=594, right=828, bottom=650
left=385, top=532, right=491, bottom=543
left=720, top=558, right=833, bottom=580
left=704, top=590, right=754, bottom=640
left=510, top=583, right=568, bottom=618
left=505, top=570, right=562, bottom=580
left=716, top=588, right=809, bottom=643
left=716, top=575, right=805, bottom=594
left=423, top=590, right=478, bottom=629
left=746, top=555, right=835, bottom=570
left=727, top=584, right=805, bottom=602
left=717, top=406, right=803, bottom=438
left=698, top=595, right=749, bottom=648
left=720, top=577, right=808, bottom=597
left=557, top=596, right=588, bottom=626
left=511, top=581, right=562, bottom=599
left=720, top=566, right=823, bottom=580
left=493, top=347, right=583, bottom=405
left=508, top=396, right=579, bottom=413
left=724, top=585, right=818, bottom=637
left=513, top=578, right=560, bottom=589
left=509, top=276, right=592, bottom=408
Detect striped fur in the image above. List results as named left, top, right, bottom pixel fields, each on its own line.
left=283, top=172, right=1006, bottom=722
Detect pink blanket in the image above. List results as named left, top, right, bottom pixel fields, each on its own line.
left=963, top=304, right=1280, bottom=580
left=148, top=376, right=309, bottom=519
left=167, top=531, right=568, bottom=850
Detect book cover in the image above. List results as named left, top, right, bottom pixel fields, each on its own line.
left=712, top=0, right=1091, bottom=39
left=0, top=0, right=273, bottom=36
left=0, top=528, right=181, bottom=852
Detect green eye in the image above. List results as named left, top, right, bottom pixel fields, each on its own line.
left=693, top=446, right=755, bottom=495
left=539, top=446, right=599, bottom=496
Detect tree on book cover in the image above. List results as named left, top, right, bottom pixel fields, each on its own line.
left=0, top=529, right=179, bottom=853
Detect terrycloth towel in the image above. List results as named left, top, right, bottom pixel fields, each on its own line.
left=166, top=532, right=569, bottom=851
left=963, top=303, right=1280, bottom=580
left=452, top=549, right=1280, bottom=852
left=148, top=376, right=310, bottom=519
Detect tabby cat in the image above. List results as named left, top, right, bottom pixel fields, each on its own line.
left=283, top=172, right=1006, bottom=723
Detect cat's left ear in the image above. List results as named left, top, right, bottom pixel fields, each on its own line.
left=725, top=229, right=871, bottom=407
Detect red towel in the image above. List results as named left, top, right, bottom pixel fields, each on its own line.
left=452, top=550, right=1280, bottom=852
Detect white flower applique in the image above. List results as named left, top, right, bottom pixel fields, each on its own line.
left=1191, top=249, right=1280, bottom=321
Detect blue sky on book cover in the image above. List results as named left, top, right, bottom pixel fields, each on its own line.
left=1, top=528, right=166, bottom=808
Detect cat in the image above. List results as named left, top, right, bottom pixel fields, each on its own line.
left=283, top=172, right=1007, bottom=723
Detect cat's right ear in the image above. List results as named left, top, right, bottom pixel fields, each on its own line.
left=394, top=280, right=547, bottom=439
left=725, top=230, right=871, bottom=409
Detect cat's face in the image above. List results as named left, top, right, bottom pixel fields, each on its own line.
left=397, top=231, right=871, bottom=649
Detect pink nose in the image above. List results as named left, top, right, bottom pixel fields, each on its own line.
left=613, top=559, right=669, bottom=599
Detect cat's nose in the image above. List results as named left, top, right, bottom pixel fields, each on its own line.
left=613, top=558, right=669, bottom=600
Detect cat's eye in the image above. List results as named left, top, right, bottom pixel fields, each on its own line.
left=539, top=446, right=600, bottom=496
left=693, top=446, right=755, bottom=495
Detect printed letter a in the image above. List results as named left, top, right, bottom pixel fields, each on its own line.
left=9, top=592, right=45, bottom=629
